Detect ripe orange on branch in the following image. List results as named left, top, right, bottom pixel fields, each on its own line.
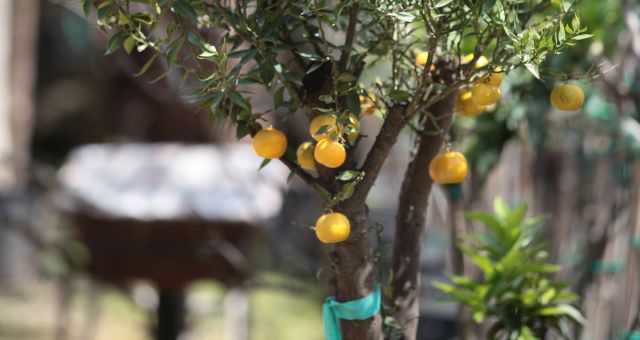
left=462, top=54, right=489, bottom=69
left=314, top=139, right=346, bottom=168
left=315, top=212, right=350, bottom=243
left=415, top=51, right=436, bottom=72
left=550, top=83, right=585, bottom=111
left=477, top=67, right=505, bottom=86
left=429, top=151, right=469, bottom=184
left=296, top=142, right=316, bottom=171
left=252, top=127, right=287, bottom=159
left=471, top=83, right=501, bottom=106
left=455, top=89, right=486, bottom=117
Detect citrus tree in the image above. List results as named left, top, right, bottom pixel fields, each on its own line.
left=86, top=0, right=590, bottom=339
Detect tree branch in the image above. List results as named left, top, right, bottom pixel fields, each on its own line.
left=346, top=104, right=408, bottom=207
left=390, top=93, right=456, bottom=340
left=339, top=3, right=359, bottom=69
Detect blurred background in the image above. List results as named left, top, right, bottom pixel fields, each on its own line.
left=0, top=0, right=639, bottom=339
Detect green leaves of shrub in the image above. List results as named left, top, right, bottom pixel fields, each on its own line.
left=434, top=198, right=584, bottom=339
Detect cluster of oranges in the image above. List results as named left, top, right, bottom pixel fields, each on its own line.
left=252, top=110, right=370, bottom=244
left=419, top=52, right=586, bottom=186
left=251, top=53, right=587, bottom=244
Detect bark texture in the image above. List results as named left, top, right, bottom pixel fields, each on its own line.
left=390, top=94, right=456, bottom=340
left=329, top=104, right=410, bottom=340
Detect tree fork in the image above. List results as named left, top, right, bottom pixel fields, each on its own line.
left=390, top=93, right=456, bottom=340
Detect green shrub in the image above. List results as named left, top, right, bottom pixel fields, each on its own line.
left=434, top=198, right=585, bottom=339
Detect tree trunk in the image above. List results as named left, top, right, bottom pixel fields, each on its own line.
left=326, top=104, right=411, bottom=340
left=331, top=204, right=383, bottom=340
left=390, top=94, right=455, bottom=340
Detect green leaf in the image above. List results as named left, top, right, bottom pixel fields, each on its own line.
left=236, top=124, right=253, bottom=139
left=171, top=0, right=197, bottom=20
left=572, top=34, right=593, bottom=41
left=536, top=304, right=586, bottom=325
left=82, top=0, right=92, bottom=17
left=306, top=62, right=325, bottom=75
left=167, top=37, right=185, bottom=67
left=228, top=90, right=250, bottom=110
left=345, top=92, right=360, bottom=116
left=524, top=63, right=540, bottom=79
left=297, top=52, right=322, bottom=61
left=464, top=211, right=506, bottom=241
left=134, top=54, right=158, bottom=77
left=435, top=0, right=454, bottom=8
left=123, top=36, right=135, bottom=54
left=336, top=73, right=357, bottom=82
left=261, top=63, right=276, bottom=84
left=315, top=184, right=332, bottom=201
left=105, top=31, right=127, bottom=55
left=459, top=244, right=494, bottom=277
left=337, top=170, right=360, bottom=181
left=505, top=203, right=527, bottom=228
left=492, top=197, right=510, bottom=219
left=472, top=310, right=485, bottom=323
left=209, top=92, right=224, bottom=112
left=228, top=49, right=256, bottom=59
left=389, top=89, right=411, bottom=101
left=283, top=71, right=303, bottom=86
left=258, top=158, right=272, bottom=170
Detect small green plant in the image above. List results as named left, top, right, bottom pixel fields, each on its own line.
left=434, top=198, right=585, bottom=339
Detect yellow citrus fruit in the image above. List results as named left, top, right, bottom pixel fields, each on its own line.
left=314, top=139, right=346, bottom=168
left=252, top=127, right=287, bottom=159
left=309, top=115, right=339, bottom=141
left=315, top=212, right=350, bottom=243
left=471, top=83, right=501, bottom=106
left=462, top=54, right=489, bottom=69
left=429, top=151, right=469, bottom=184
left=415, top=51, right=437, bottom=72
left=415, top=51, right=429, bottom=67
left=455, top=89, right=486, bottom=117
left=550, top=83, right=585, bottom=111
left=477, top=67, right=505, bottom=86
left=346, top=114, right=360, bottom=144
left=296, top=142, right=316, bottom=171
left=359, top=94, right=377, bottom=116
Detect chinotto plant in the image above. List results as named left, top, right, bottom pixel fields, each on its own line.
left=86, top=0, right=593, bottom=338
left=434, top=198, right=585, bottom=339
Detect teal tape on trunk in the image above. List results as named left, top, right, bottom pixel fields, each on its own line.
left=620, top=331, right=640, bottom=340
left=444, top=183, right=463, bottom=202
left=323, top=284, right=381, bottom=340
left=592, top=260, right=625, bottom=274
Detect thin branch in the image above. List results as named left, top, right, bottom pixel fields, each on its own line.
left=279, top=157, right=320, bottom=194
left=338, top=3, right=359, bottom=69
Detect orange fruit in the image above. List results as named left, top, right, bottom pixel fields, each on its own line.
left=309, top=115, right=339, bottom=141
left=462, top=54, right=489, bottom=69
left=296, top=142, right=316, bottom=171
left=455, top=89, right=486, bottom=117
left=415, top=51, right=429, bottom=67
left=315, top=212, right=350, bottom=243
left=429, top=151, right=469, bottom=184
left=415, top=51, right=436, bottom=72
left=471, top=83, right=501, bottom=106
left=550, top=83, right=584, bottom=111
left=252, top=127, right=287, bottom=159
left=359, top=94, right=377, bottom=116
left=314, top=139, right=346, bottom=168
left=477, top=67, right=505, bottom=86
